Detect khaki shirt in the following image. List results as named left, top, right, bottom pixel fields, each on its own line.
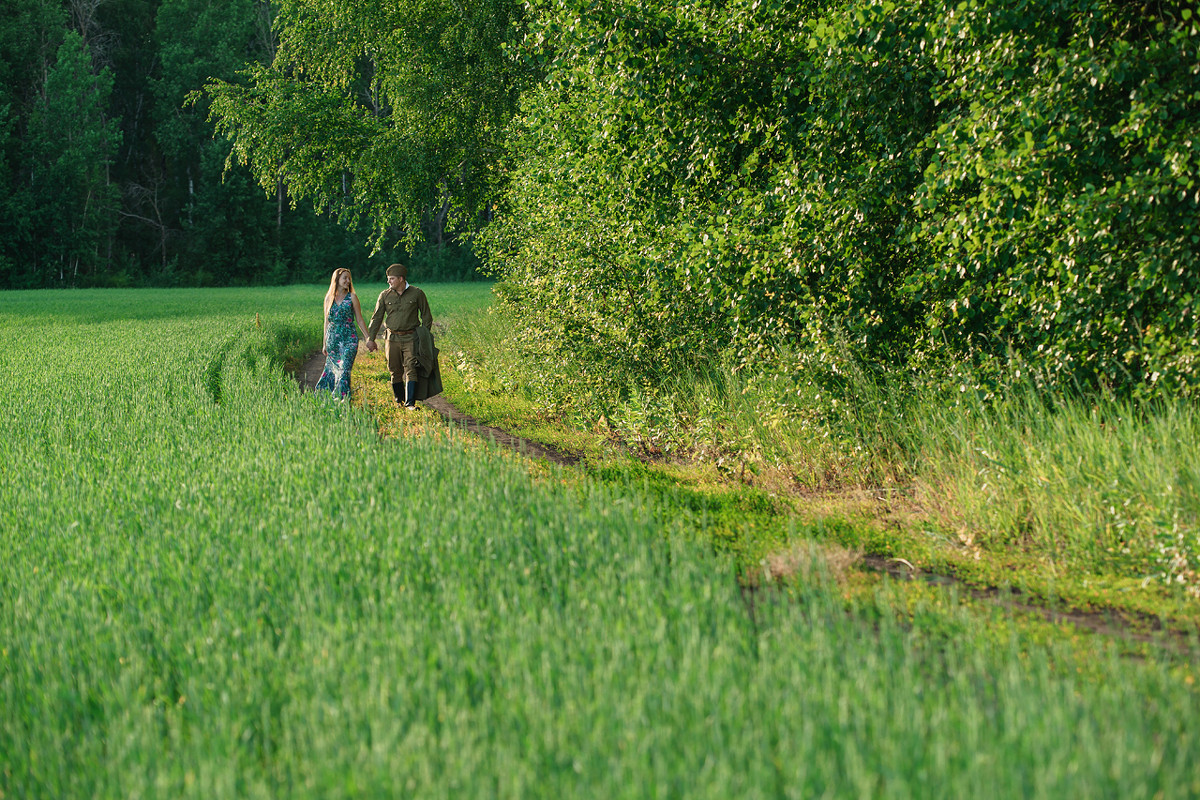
left=367, top=284, right=432, bottom=340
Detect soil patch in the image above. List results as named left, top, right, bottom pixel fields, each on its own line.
left=293, top=350, right=579, bottom=467
left=859, top=555, right=1185, bottom=649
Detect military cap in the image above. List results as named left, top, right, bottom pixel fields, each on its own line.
left=386, top=263, right=407, bottom=279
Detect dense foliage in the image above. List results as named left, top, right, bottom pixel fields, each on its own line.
left=11, top=0, right=1196, bottom=396
left=483, top=0, right=1200, bottom=401
left=202, top=0, right=533, bottom=252
left=0, top=0, right=480, bottom=289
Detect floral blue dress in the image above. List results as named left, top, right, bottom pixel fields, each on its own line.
left=316, top=294, right=359, bottom=399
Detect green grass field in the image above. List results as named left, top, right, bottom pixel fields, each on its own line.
left=2, top=286, right=1198, bottom=798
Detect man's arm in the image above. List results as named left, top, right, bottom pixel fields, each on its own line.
left=366, top=292, right=386, bottom=343
left=419, top=291, right=433, bottom=330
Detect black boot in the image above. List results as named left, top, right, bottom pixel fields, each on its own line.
left=404, top=381, right=418, bottom=408
left=391, top=382, right=405, bottom=405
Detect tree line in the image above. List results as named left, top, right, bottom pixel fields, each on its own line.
left=204, top=0, right=1200, bottom=400
left=0, top=0, right=480, bottom=290
left=8, top=0, right=1197, bottom=401
left=481, top=0, right=1199, bottom=401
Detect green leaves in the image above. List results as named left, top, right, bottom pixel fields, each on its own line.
left=910, top=0, right=1200, bottom=394
left=481, top=0, right=818, bottom=412
left=199, top=0, right=1200, bottom=403
left=25, top=31, right=122, bottom=286
left=203, top=0, right=534, bottom=248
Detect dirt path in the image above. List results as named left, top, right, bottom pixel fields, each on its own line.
left=295, top=351, right=579, bottom=467
left=293, top=351, right=1193, bottom=650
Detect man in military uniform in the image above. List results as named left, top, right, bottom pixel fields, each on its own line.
left=365, top=263, right=434, bottom=408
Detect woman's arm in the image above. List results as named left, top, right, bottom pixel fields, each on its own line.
left=322, top=298, right=331, bottom=354
left=352, top=293, right=369, bottom=339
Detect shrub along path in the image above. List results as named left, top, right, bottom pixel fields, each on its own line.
left=293, top=350, right=1196, bottom=653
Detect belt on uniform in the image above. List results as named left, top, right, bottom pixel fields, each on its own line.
left=385, top=328, right=415, bottom=338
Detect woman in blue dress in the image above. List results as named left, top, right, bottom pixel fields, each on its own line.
left=316, top=268, right=370, bottom=399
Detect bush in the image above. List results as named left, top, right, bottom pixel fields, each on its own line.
left=483, top=0, right=1200, bottom=411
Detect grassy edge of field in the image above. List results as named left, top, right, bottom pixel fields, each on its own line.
left=332, top=346, right=1200, bottom=671
left=420, top=338, right=1200, bottom=633
left=456, top=380, right=1200, bottom=651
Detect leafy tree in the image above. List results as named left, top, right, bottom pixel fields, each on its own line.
left=481, top=0, right=828, bottom=410
left=25, top=30, right=121, bottom=287
left=485, top=0, right=1200, bottom=411
left=201, top=0, right=534, bottom=250
left=906, top=0, right=1200, bottom=394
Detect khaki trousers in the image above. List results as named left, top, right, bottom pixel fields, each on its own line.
left=384, top=334, right=419, bottom=383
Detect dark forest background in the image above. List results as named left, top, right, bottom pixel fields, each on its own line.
left=0, top=0, right=480, bottom=290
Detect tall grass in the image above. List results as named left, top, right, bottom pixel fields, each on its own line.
left=912, top=388, right=1200, bottom=585
left=450, top=305, right=1200, bottom=587
left=2, top=287, right=1199, bottom=797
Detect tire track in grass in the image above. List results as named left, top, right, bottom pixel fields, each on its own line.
left=293, top=350, right=580, bottom=467
left=289, top=351, right=1197, bottom=654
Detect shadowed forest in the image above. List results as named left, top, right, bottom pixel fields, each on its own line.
left=0, top=0, right=481, bottom=288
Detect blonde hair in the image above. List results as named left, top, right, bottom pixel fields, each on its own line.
left=323, top=268, right=355, bottom=322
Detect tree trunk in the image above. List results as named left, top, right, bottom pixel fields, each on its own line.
left=276, top=177, right=284, bottom=241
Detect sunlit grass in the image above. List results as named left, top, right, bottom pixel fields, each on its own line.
left=448, top=303, right=1200, bottom=597
left=2, top=286, right=1199, bottom=798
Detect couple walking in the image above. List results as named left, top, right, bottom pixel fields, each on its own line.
left=316, top=262, right=436, bottom=408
